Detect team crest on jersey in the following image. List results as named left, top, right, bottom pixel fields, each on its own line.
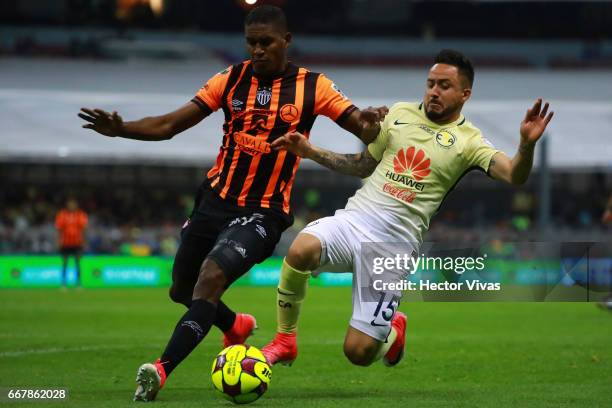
left=256, top=88, right=272, bottom=106
left=280, top=104, right=299, bottom=123
left=393, top=147, right=431, bottom=181
left=436, top=130, right=456, bottom=148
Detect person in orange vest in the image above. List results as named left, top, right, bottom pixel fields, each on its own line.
left=55, top=199, right=88, bottom=287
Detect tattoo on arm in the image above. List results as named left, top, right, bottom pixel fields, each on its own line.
left=310, top=148, right=379, bottom=178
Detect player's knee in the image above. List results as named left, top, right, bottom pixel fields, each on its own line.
left=193, top=259, right=227, bottom=301
left=286, top=234, right=321, bottom=271
left=343, top=343, right=376, bottom=367
left=168, top=285, right=191, bottom=307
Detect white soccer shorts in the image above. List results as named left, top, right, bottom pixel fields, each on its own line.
left=302, top=208, right=418, bottom=341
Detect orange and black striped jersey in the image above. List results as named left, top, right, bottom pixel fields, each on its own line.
left=191, top=61, right=356, bottom=215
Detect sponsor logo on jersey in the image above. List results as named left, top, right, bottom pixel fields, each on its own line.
left=393, top=147, right=431, bottom=181
left=383, top=183, right=417, bottom=203
left=417, top=124, right=436, bottom=136
left=394, top=119, right=412, bottom=126
left=382, top=147, right=430, bottom=202
left=233, top=132, right=271, bottom=156
left=384, top=171, right=425, bottom=191
left=279, top=104, right=299, bottom=123
left=231, top=99, right=244, bottom=112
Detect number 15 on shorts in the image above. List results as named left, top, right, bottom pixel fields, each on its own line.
left=370, top=292, right=400, bottom=327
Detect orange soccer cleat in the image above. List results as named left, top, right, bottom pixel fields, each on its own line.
left=261, top=332, right=298, bottom=366
left=223, top=313, right=258, bottom=348
left=383, top=312, right=407, bottom=367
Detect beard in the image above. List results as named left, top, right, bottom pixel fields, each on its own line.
left=424, top=103, right=454, bottom=122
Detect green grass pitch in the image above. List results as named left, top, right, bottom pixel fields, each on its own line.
left=1, top=287, right=611, bottom=407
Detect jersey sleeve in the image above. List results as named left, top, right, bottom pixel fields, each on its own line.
left=193, top=66, right=232, bottom=115
left=313, top=74, right=356, bottom=123
left=367, top=114, right=391, bottom=162
left=466, top=132, right=501, bottom=172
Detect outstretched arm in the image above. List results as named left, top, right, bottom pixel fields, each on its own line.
left=488, top=98, right=554, bottom=185
left=78, top=101, right=208, bottom=141
left=271, top=132, right=379, bottom=178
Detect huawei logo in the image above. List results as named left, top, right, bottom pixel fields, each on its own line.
left=393, top=147, right=431, bottom=181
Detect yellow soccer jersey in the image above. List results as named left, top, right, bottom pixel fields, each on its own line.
left=345, top=102, right=500, bottom=242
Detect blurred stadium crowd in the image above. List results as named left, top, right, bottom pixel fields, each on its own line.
left=1, top=0, right=611, bottom=257
left=2, top=169, right=609, bottom=256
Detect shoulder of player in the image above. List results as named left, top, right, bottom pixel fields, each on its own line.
left=390, top=101, right=419, bottom=113
left=208, top=61, right=251, bottom=80
left=214, top=64, right=236, bottom=78
left=456, top=119, right=483, bottom=140
left=457, top=121, right=491, bottom=150
left=383, top=102, right=420, bottom=122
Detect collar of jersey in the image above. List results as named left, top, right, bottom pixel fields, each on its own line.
left=248, top=60, right=294, bottom=81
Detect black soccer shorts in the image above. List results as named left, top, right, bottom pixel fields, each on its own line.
left=171, top=185, right=288, bottom=297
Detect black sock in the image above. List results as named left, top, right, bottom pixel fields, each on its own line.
left=160, top=299, right=216, bottom=376
left=215, top=301, right=236, bottom=333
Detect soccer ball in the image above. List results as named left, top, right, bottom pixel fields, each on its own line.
left=211, top=344, right=272, bottom=404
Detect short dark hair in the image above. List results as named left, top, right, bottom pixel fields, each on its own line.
left=244, top=5, right=287, bottom=33
left=434, top=49, right=474, bottom=88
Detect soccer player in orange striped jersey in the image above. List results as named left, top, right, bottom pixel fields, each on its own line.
left=78, top=5, right=387, bottom=402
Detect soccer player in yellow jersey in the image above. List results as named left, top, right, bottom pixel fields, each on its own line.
left=261, top=49, right=554, bottom=367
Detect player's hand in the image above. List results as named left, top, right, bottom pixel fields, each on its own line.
left=271, top=132, right=313, bottom=158
left=519, top=99, right=554, bottom=146
left=359, top=106, right=388, bottom=130
left=78, top=108, right=124, bottom=137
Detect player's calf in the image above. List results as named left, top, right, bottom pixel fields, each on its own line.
left=193, top=258, right=227, bottom=302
